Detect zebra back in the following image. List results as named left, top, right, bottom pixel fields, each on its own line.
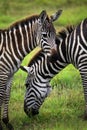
left=56, top=25, right=75, bottom=41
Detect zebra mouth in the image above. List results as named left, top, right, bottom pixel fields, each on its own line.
left=24, top=108, right=39, bottom=117
left=24, top=103, right=39, bottom=117
left=31, top=108, right=39, bottom=115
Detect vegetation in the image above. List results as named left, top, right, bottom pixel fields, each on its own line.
left=0, top=0, right=87, bottom=129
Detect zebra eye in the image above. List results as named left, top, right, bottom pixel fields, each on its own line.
left=43, top=34, right=47, bottom=37
left=42, top=33, right=47, bottom=38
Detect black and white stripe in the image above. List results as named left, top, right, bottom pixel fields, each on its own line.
left=21, top=18, right=87, bottom=119
left=0, top=10, right=61, bottom=129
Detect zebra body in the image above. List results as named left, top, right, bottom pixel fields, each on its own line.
left=21, top=18, right=87, bottom=119
left=0, top=10, right=62, bottom=130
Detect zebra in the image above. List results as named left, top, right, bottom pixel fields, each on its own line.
left=21, top=18, right=87, bottom=120
left=0, top=10, right=62, bottom=130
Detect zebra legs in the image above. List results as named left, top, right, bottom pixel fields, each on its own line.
left=0, top=88, right=5, bottom=130
left=80, top=71, right=87, bottom=120
left=2, top=88, right=14, bottom=130
left=0, top=100, right=3, bottom=130
left=2, top=77, right=14, bottom=130
left=2, top=90, right=9, bottom=125
left=0, top=75, right=13, bottom=130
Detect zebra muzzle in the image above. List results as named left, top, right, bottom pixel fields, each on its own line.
left=24, top=102, right=39, bottom=117
left=31, top=108, right=39, bottom=116
left=24, top=108, right=39, bottom=117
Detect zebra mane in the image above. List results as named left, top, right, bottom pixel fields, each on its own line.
left=9, top=15, right=39, bottom=30
left=56, top=25, right=75, bottom=42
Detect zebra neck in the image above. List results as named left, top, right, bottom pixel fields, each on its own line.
left=56, top=38, right=68, bottom=64
left=11, top=21, right=38, bottom=59
left=0, top=21, right=38, bottom=71
left=2, top=20, right=38, bottom=59
left=64, top=36, right=71, bottom=63
left=65, top=26, right=76, bottom=64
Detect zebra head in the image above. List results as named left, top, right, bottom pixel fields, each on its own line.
left=20, top=66, right=52, bottom=117
left=37, top=9, right=62, bottom=55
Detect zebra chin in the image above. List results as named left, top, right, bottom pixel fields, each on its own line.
left=24, top=102, right=39, bottom=117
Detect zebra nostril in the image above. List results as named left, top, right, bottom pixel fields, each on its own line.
left=24, top=104, right=39, bottom=117
left=31, top=109, right=39, bottom=116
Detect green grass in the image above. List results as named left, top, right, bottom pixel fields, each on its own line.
left=0, top=0, right=87, bottom=28
left=0, top=0, right=87, bottom=129
left=9, top=82, right=85, bottom=130
left=9, top=63, right=85, bottom=130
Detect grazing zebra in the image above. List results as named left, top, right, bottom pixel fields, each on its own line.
left=0, top=10, right=62, bottom=130
left=21, top=18, right=87, bottom=119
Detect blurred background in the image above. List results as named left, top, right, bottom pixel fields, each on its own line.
left=1, top=0, right=87, bottom=130
left=0, top=0, right=87, bottom=29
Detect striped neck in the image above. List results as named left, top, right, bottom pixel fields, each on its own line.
left=0, top=16, right=40, bottom=72
left=9, top=18, right=38, bottom=58
left=0, top=17, right=39, bottom=62
left=56, top=25, right=75, bottom=64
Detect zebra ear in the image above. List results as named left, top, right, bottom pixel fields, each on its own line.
left=50, top=9, right=62, bottom=22
left=39, top=10, right=47, bottom=24
left=20, top=66, right=31, bottom=73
